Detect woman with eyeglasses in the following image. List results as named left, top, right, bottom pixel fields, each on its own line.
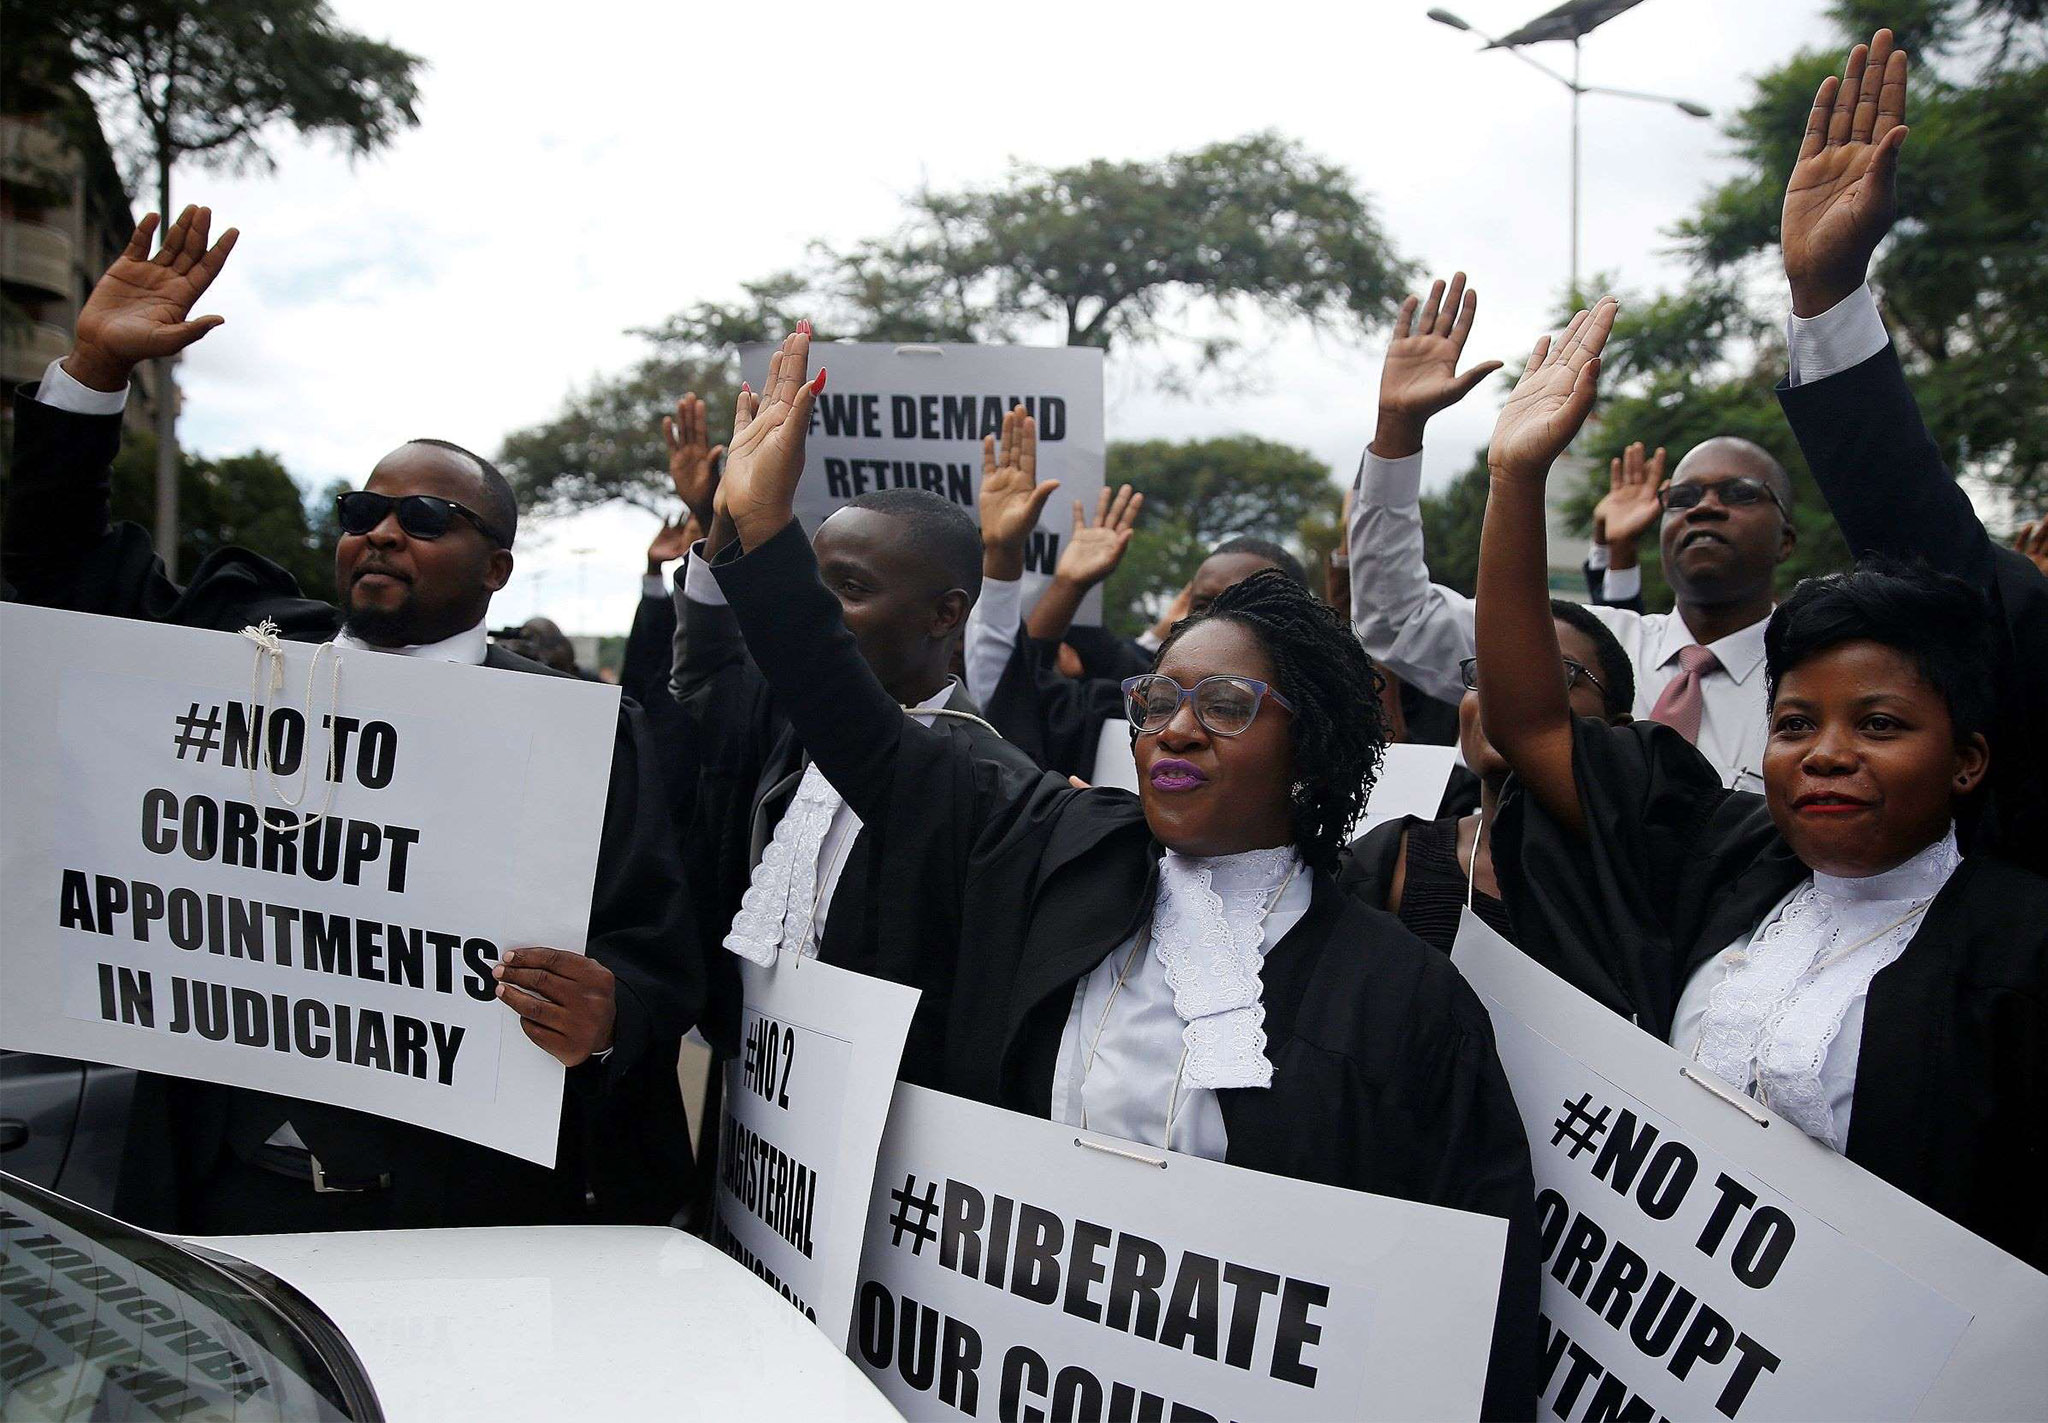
left=1340, top=601, right=1635, bottom=954
left=1476, top=298, right=2048, bottom=1269
left=704, top=328, right=1538, bottom=1420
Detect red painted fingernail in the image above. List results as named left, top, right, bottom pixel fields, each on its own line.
left=798, top=318, right=812, bottom=336
left=741, top=381, right=751, bottom=395
left=812, top=368, right=828, bottom=394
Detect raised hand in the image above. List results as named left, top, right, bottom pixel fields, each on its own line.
left=1055, top=485, right=1143, bottom=589
left=1595, top=441, right=1666, bottom=551
left=979, top=404, right=1061, bottom=579
left=1372, top=271, right=1504, bottom=458
left=67, top=207, right=239, bottom=391
left=1783, top=28, right=1908, bottom=317
left=663, top=393, right=726, bottom=529
left=2015, top=521, right=2048, bottom=578
left=721, top=325, right=823, bottom=551
left=646, top=515, right=696, bottom=572
left=1488, top=298, right=1619, bottom=483
left=1148, top=580, right=1196, bottom=643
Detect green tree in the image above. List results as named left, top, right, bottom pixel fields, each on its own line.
left=106, top=430, right=334, bottom=594
left=1097, top=435, right=1335, bottom=634
left=501, top=134, right=1409, bottom=516
left=1676, top=0, right=2046, bottom=503
left=1418, top=0, right=2043, bottom=605
left=17, top=0, right=424, bottom=575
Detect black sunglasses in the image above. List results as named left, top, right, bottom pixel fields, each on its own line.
left=1459, top=656, right=1608, bottom=699
left=336, top=491, right=508, bottom=547
left=1658, top=476, right=1788, bottom=518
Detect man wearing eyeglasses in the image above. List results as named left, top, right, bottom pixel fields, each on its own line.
left=3, top=208, right=706, bottom=1237
left=1347, top=270, right=1795, bottom=792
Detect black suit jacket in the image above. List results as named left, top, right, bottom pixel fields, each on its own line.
left=713, top=522, right=1541, bottom=1421
left=667, top=570, right=1042, bottom=1076
left=3, top=388, right=704, bottom=1231
left=1777, top=345, right=2048, bottom=876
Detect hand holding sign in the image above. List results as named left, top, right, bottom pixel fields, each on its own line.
left=724, top=326, right=823, bottom=552
left=1783, top=28, right=1908, bottom=318
left=493, top=947, right=617, bottom=1066
left=977, top=404, right=1061, bottom=581
left=66, top=207, right=240, bottom=393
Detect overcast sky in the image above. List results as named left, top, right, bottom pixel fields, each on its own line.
left=162, top=0, right=1841, bottom=635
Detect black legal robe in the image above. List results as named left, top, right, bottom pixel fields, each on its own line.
left=714, top=522, right=1541, bottom=1421
left=2, top=387, right=704, bottom=1231
left=1778, top=343, right=2048, bottom=876
left=665, top=575, right=1041, bottom=1073
left=981, top=624, right=1131, bottom=778
left=1494, top=716, right=2048, bottom=1270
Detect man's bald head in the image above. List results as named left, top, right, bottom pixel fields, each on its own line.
left=1672, top=437, right=1794, bottom=513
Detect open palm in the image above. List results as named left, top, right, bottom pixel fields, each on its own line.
left=1379, top=271, right=1502, bottom=420
left=721, top=326, right=821, bottom=541
left=1489, top=299, right=1617, bottom=480
left=75, top=207, right=238, bottom=367
left=1783, top=30, right=1908, bottom=314
left=1595, top=442, right=1666, bottom=545
left=663, top=394, right=725, bottom=527
left=979, top=404, right=1058, bottom=550
left=1056, top=484, right=1143, bottom=588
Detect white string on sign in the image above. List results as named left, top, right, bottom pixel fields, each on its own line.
left=237, top=620, right=343, bottom=830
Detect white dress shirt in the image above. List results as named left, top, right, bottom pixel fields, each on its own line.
left=962, top=572, right=1025, bottom=707
left=1347, top=450, right=1771, bottom=790
left=34, top=358, right=130, bottom=416
left=1670, top=828, right=1960, bottom=1152
left=1049, top=847, right=1310, bottom=1163
left=1785, top=284, right=1890, bottom=388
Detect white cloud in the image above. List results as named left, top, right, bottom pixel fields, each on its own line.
left=162, top=0, right=1840, bottom=633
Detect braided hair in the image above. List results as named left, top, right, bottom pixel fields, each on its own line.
left=1156, top=568, right=1389, bottom=875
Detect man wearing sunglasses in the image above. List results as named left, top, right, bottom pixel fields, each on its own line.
left=4, top=208, right=706, bottom=1237
left=1348, top=269, right=1795, bottom=793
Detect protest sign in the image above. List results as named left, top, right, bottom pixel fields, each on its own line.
left=850, top=1085, right=1507, bottom=1421
left=1453, top=911, right=2048, bottom=1421
left=712, top=956, right=919, bottom=1344
left=739, top=341, right=1107, bottom=621
left=1349, top=742, right=1461, bottom=838
left=0, top=604, right=619, bottom=1165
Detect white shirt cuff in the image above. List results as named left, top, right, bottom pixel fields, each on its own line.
left=1586, top=542, right=1611, bottom=572
left=35, top=358, right=129, bottom=416
left=682, top=540, right=728, bottom=607
left=640, top=573, right=665, bottom=599
left=1786, top=285, right=1887, bottom=387
left=976, top=573, right=1023, bottom=628
left=1356, top=448, right=1425, bottom=506
left=1601, top=564, right=1641, bottom=602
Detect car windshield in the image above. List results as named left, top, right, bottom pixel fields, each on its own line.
left=1, top=1173, right=381, bottom=1420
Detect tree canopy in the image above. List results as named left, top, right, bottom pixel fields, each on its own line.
left=501, top=133, right=1408, bottom=517
left=1098, top=436, right=1335, bottom=635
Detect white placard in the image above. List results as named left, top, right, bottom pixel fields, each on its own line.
left=1350, top=742, right=1460, bottom=839
left=1088, top=718, right=1139, bottom=792
left=850, top=1084, right=1507, bottom=1421
left=1453, top=911, right=2048, bottom=1421
left=713, top=956, right=919, bottom=1345
left=0, top=604, right=620, bottom=1165
left=740, top=341, right=1107, bottom=622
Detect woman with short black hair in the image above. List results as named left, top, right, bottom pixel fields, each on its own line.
left=1475, top=298, right=2048, bottom=1269
left=703, top=327, right=1539, bottom=1420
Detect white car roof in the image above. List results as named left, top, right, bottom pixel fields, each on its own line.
left=197, top=1223, right=901, bottom=1422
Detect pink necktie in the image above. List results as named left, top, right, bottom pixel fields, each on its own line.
left=1648, top=644, right=1720, bottom=744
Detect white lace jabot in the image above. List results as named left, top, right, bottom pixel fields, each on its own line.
left=1151, top=845, right=1301, bottom=1091
left=1692, top=827, right=1960, bottom=1148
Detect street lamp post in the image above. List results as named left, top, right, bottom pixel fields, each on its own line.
left=1427, top=5, right=1711, bottom=297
